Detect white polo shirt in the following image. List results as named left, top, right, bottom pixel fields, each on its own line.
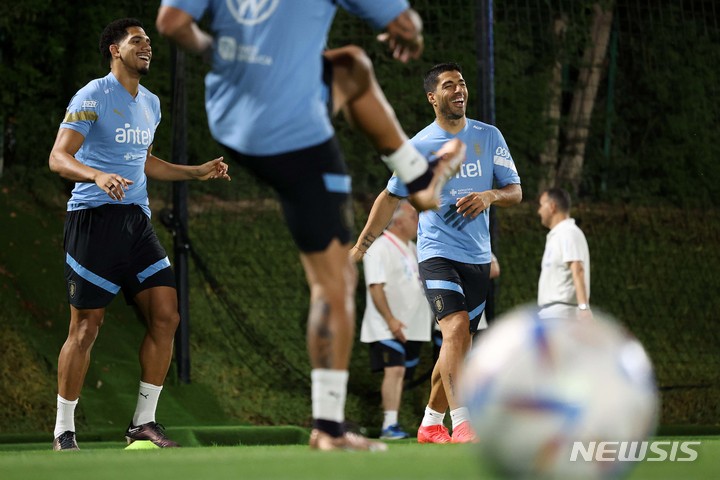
left=537, top=218, right=590, bottom=316
left=360, top=231, right=433, bottom=343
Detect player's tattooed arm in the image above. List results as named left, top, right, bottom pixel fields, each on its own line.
left=350, top=189, right=402, bottom=262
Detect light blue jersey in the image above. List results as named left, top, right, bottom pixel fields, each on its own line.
left=60, top=72, right=160, bottom=217
left=161, top=0, right=408, bottom=155
left=388, top=119, right=521, bottom=264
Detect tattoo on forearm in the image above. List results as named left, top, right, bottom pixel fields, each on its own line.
left=360, top=233, right=377, bottom=251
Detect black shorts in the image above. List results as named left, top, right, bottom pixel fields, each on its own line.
left=223, top=137, right=353, bottom=252
left=368, top=340, right=424, bottom=373
left=63, top=204, right=176, bottom=309
left=419, top=257, right=491, bottom=334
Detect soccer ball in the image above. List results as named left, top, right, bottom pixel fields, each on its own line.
left=460, top=306, right=659, bottom=479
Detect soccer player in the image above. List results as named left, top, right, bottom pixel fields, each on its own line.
left=48, top=18, right=230, bottom=451
left=352, top=63, right=522, bottom=444
left=155, top=1, right=464, bottom=451
left=359, top=200, right=432, bottom=440
left=537, top=188, right=591, bottom=319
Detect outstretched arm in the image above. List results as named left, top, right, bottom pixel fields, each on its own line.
left=350, top=189, right=402, bottom=262
left=145, top=146, right=230, bottom=182
left=156, top=6, right=213, bottom=55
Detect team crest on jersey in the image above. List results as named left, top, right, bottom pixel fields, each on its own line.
left=68, top=280, right=76, bottom=299
left=433, top=295, right=444, bottom=313
left=474, top=143, right=481, bottom=156
left=228, top=0, right=279, bottom=25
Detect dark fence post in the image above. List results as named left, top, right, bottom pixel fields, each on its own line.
left=170, top=45, right=191, bottom=384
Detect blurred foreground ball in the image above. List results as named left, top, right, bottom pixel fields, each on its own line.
left=460, top=306, right=659, bottom=479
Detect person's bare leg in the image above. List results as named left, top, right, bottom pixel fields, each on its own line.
left=302, top=239, right=387, bottom=451
left=326, top=46, right=466, bottom=211
left=124, top=286, right=181, bottom=447
left=134, top=286, right=180, bottom=386
left=427, top=361, right=449, bottom=414
left=302, top=239, right=357, bottom=371
left=381, top=366, right=405, bottom=413
left=57, top=307, right=105, bottom=402
left=326, top=45, right=406, bottom=155
left=436, top=311, right=472, bottom=410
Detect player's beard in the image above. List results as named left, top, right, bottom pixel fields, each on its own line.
left=440, top=102, right=464, bottom=121
left=119, top=52, right=149, bottom=76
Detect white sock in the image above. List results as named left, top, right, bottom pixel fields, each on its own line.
left=132, top=381, right=163, bottom=426
left=54, top=395, right=78, bottom=438
left=381, top=141, right=428, bottom=184
left=421, top=406, right=446, bottom=427
left=311, top=369, right=348, bottom=423
left=383, top=410, right=399, bottom=430
left=450, top=407, right=470, bottom=429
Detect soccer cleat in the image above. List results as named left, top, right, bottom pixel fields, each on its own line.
left=309, top=428, right=388, bottom=452
left=379, top=424, right=410, bottom=440
left=417, top=424, right=451, bottom=444
left=450, top=420, right=479, bottom=444
left=408, top=138, right=466, bottom=212
left=125, top=421, right=180, bottom=448
left=53, top=431, right=80, bottom=451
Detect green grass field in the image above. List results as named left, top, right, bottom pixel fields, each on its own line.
left=1, top=435, right=717, bottom=480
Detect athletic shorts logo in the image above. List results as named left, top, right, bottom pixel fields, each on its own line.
left=68, top=280, right=76, bottom=298
left=227, top=0, right=279, bottom=25
left=434, top=295, right=444, bottom=313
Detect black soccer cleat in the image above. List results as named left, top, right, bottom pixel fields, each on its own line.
left=125, top=421, right=180, bottom=448
left=53, top=431, right=80, bottom=451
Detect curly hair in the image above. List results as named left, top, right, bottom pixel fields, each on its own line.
left=99, top=18, right=144, bottom=66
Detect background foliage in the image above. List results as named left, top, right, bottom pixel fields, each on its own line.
left=0, top=0, right=718, bottom=436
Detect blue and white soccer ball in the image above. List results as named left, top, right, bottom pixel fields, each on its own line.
left=460, top=306, right=659, bottom=479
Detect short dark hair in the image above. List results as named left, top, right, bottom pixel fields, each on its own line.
left=545, top=187, right=571, bottom=212
left=423, top=62, right=463, bottom=93
left=99, top=18, right=144, bottom=66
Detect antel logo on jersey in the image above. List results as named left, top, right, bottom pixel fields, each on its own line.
left=115, top=123, right=152, bottom=145
left=455, top=159, right=483, bottom=178
left=227, top=0, right=279, bottom=25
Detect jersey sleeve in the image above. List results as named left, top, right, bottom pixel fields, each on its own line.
left=60, top=84, right=104, bottom=138
left=160, top=0, right=209, bottom=21
left=339, top=0, right=410, bottom=29
left=386, top=174, right=410, bottom=198
left=491, top=127, right=521, bottom=187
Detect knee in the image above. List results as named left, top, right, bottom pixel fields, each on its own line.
left=333, top=45, right=373, bottom=93
left=151, top=308, right=180, bottom=332
left=344, top=45, right=373, bottom=76
left=385, top=365, right=406, bottom=381
left=69, top=315, right=103, bottom=351
left=439, top=316, right=470, bottom=344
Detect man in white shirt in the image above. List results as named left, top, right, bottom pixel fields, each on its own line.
left=360, top=200, right=432, bottom=440
left=537, top=188, right=591, bottom=319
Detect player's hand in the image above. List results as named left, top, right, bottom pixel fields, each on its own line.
left=388, top=317, right=407, bottom=343
left=196, top=157, right=230, bottom=181
left=349, top=245, right=366, bottom=263
left=378, top=9, right=424, bottom=63
left=455, top=191, right=495, bottom=218
left=95, top=172, right=133, bottom=201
